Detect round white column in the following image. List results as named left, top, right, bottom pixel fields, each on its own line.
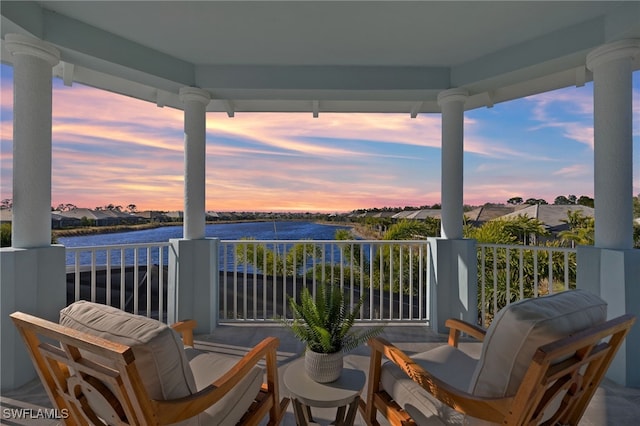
left=5, top=34, right=60, bottom=248
left=438, top=89, right=468, bottom=239
left=180, top=87, right=210, bottom=240
left=586, top=40, right=640, bottom=249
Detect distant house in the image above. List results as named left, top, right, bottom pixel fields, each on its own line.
left=100, top=209, right=144, bottom=224
left=205, top=211, right=220, bottom=221
left=57, top=208, right=119, bottom=226
left=137, top=210, right=169, bottom=222
left=499, top=204, right=595, bottom=234
left=2, top=208, right=84, bottom=229
left=51, top=212, right=82, bottom=229
left=165, top=211, right=184, bottom=221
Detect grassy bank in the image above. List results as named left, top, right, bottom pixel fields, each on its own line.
left=52, top=222, right=179, bottom=238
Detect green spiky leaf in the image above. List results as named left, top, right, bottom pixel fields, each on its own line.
left=280, top=284, right=384, bottom=353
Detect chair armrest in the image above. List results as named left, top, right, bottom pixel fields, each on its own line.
left=445, top=318, right=486, bottom=347
left=171, top=319, right=197, bottom=346
left=152, top=336, right=282, bottom=424
left=365, top=337, right=511, bottom=424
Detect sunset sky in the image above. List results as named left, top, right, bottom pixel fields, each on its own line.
left=1, top=64, right=638, bottom=213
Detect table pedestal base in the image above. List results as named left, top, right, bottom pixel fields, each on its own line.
left=292, top=396, right=360, bottom=426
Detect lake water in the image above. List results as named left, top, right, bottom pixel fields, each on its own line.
left=59, top=221, right=353, bottom=266
left=58, top=221, right=352, bottom=247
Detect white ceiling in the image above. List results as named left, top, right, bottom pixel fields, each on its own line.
left=2, top=1, right=639, bottom=115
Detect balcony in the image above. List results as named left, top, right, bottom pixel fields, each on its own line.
left=2, top=1, right=639, bottom=412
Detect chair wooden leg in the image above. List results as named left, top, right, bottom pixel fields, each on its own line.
left=360, top=342, right=383, bottom=426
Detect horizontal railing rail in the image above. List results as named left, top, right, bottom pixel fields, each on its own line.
left=218, top=239, right=431, bottom=323
left=65, top=242, right=171, bottom=321
left=476, top=243, right=577, bottom=327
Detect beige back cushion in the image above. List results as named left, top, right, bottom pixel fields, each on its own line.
left=60, top=301, right=197, bottom=401
left=468, top=289, right=607, bottom=398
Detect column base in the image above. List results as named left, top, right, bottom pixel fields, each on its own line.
left=1, top=245, right=66, bottom=391
left=577, top=246, right=640, bottom=387
left=168, top=238, right=219, bottom=334
left=427, top=238, right=478, bottom=334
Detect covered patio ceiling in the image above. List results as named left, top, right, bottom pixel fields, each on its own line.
left=1, top=1, right=639, bottom=115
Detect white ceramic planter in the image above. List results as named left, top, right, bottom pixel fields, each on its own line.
left=304, top=349, right=343, bottom=383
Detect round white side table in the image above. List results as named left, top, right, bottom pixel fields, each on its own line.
left=283, top=357, right=366, bottom=426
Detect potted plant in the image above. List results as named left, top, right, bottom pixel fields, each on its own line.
left=282, top=284, right=384, bottom=383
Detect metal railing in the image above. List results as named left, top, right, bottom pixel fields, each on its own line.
left=476, top=243, right=577, bottom=326
left=218, top=239, right=431, bottom=323
left=65, top=242, right=171, bottom=321
left=64, top=240, right=577, bottom=327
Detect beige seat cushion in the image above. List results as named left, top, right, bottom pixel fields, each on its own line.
left=380, top=290, right=606, bottom=425
left=60, top=301, right=265, bottom=426
left=380, top=343, right=481, bottom=425
left=60, top=301, right=196, bottom=401
left=469, top=289, right=607, bottom=398
left=184, top=348, right=264, bottom=426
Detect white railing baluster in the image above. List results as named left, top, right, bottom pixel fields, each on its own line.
left=548, top=248, right=553, bottom=294
left=243, top=243, right=248, bottom=319
left=159, top=245, right=164, bottom=321
left=253, top=241, right=258, bottom=321
left=133, top=248, right=139, bottom=315
left=506, top=247, right=510, bottom=305
left=388, top=244, right=394, bottom=320
left=564, top=251, right=570, bottom=291
left=119, top=249, right=125, bottom=310
left=534, top=250, right=539, bottom=297
left=519, top=249, right=524, bottom=300
left=369, top=244, right=374, bottom=321
left=282, top=243, right=287, bottom=320
left=480, top=245, right=486, bottom=326
left=492, top=246, right=498, bottom=315
left=91, top=250, right=97, bottom=302
left=222, top=242, right=228, bottom=320
left=146, top=247, right=152, bottom=316
left=263, top=243, right=267, bottom=319
left=74, top=251, right=80, bottom=302
left=106, top=249, right=112, bottom=307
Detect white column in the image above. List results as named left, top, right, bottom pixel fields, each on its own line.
left=437, top=89, right=468, bottom=239
left=580, top=39, right=640, bottom=388
left=1, top=34, right=65, bottom=391
left=586, top=39, right=640, bottom=249
left=179, top=87, right=210, bottom=240
left=5, top=34, right=60, bottom=248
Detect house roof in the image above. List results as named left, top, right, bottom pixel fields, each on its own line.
left=465, top=205, right=524, bottom=223
left=2, top=1, right=639, bottom=115
left=57, top=208, right=111, bottom=221
left=394, top=209, right=442, bottom=220
left=499, top=204, right=595, bottom=229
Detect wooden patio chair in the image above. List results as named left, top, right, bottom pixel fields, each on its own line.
left=360, top=290, right=635, bottom=426
left=11, top=300, right=289, bottom=425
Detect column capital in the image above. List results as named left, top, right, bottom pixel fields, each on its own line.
left=437, top=88, right=469, bottom=106
left=586, top=39, right=640, bottom=71
left=4, top=33, right=60, bottom=66
left=179, top=87, right=211, bottom=106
